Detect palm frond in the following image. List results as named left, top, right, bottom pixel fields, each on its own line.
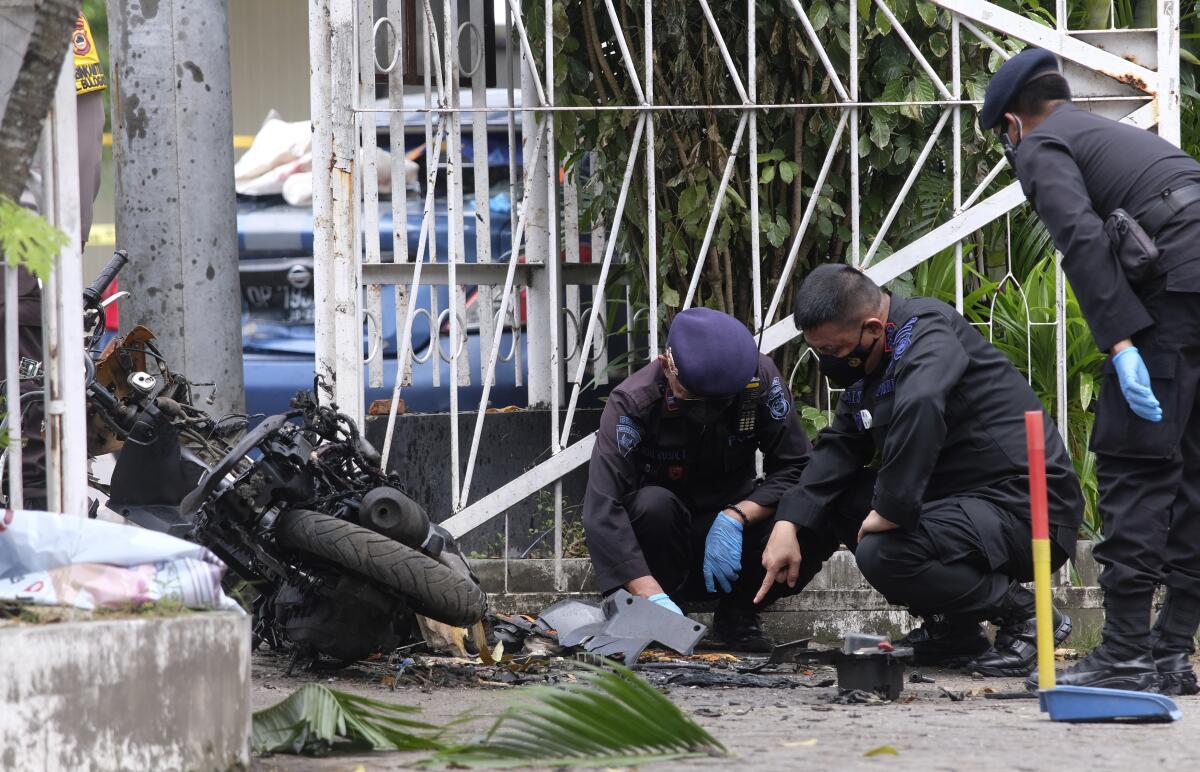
left=252, top=683, right=444, bottom=756
left=425, top=662, right=727, bottom=768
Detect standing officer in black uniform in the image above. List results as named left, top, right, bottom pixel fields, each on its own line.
left=983, top=49, right=1200, bottom=694
left=582, top=308, right=812, bottom=651
left=761, top=265, right=1084, bottom=676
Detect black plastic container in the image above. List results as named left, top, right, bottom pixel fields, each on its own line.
left=835, top=654, right=906, bottom=700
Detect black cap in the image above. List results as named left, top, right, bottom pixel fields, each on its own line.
left=665, top=308, right=758, bottom=398
left=980, top=48, right=1059, bottom=130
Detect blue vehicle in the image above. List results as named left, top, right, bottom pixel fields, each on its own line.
left=237, top=89, right=618, bottom=417
left=237, top=180, right=527, bottom=417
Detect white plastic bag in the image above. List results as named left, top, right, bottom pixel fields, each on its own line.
left=234, top=110, right=311, bottom=183
left=0, top=510, right=242, bottom=612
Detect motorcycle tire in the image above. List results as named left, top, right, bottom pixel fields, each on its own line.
left=275, top=509, right=486, bottom=627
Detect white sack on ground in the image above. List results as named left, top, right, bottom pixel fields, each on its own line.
left=0, top=509, right=242, bottom=612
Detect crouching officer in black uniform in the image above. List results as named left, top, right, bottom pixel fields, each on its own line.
left=983, top=48, right=1200, bottom=694
left=582, top=308, right=812, bottom=651
left=760, top=265, right=1084, bottom=676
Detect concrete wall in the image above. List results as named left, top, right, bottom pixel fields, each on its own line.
left=475, top=542, right=1110, bottom=644
left=229, top=0, right=311, bottom=133
left=0, top=612, right=250, bottom=772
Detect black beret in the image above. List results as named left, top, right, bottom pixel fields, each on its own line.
left=666, top=308, right=758, bottom=398
left=980, top=48, right=1059, bottom=130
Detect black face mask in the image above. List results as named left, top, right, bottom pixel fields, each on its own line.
left=817, top=325, right=880, bottom=388
left=678, top=396, right=733, bottom=425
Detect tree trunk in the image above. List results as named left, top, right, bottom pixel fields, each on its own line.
left=0, top=0, right=80, bottom=202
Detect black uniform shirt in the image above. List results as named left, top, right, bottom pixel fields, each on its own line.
left=778, top=295, right=1083, bottom=556
left=583, top=354, right=811, bottom=592
left=1016, top=103, right=1200, bottom=351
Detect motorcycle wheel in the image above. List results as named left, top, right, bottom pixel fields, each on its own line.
left=275, top=509, right=486, bottom=627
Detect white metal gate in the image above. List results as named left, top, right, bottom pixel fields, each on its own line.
left=309, top=0, right=1180, bottom=585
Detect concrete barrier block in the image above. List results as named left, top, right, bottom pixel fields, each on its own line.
left=1, top=612, right=250, bottom=772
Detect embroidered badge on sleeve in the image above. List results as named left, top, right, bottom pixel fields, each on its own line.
left=767, top=376, right=791, bottom=420
left=616, top=416, right=643, bottom=457
left=891, top=316, right=919, bottom=362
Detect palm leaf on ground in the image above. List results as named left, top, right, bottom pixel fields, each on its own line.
left=425, top=662, right=727, bottom=768
left=252, top=683, right=444, bottom=756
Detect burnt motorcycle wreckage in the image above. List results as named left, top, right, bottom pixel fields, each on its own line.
left=18, top=251, right=488, bottom=664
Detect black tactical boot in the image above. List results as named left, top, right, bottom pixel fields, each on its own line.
left=896, top=615, right=990, bottom=667
left=968, top=608, right=1073, bottom=677
left=1024, top=646, right=1160, bottom=692
left=1155, top=651, right=1199, bottom=696
left=709, top=601, right=773, bottom=653
left=1151, top=591, right=1200, bottom=696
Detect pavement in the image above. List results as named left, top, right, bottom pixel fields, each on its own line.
left=249, top=649, right=1200, bottom=772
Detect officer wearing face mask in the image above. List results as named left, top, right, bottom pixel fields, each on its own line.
left=983, top=48, right=1200, bottom=694
left=762, top=265, right=1084, bottom=676
left=582, top=308, right=811, bottom=651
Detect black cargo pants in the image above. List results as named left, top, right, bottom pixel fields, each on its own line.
left=624, top=484, right=866, bottom=611
left=772, top=471, right=1066, bottom=623
left=1090, top=280, right=1200, bottom=650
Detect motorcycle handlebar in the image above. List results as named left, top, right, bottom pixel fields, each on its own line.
left=83, top=250, right=128, bottom=308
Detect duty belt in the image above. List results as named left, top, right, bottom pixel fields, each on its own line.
left=1140, top=183, right=1200, bottom=238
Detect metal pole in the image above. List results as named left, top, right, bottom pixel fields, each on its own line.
left=644, top=0, right=659, bottom=355
left=4, top=266, right=22, bottom=509
left=521, top=48, right=552, bottom=406
left=308, top=0, right=335, bottom=405
left=747, top=0, right=760, bottom=332
left=40, top=51, right=87, bottom=516
left=850, top=0, right=860, bottom=267
left=106, top=0, right=244, bottom=420
left=329, top=0, right=364, bottom=418
left=1157, top=0, right=1181, bottom=146
left=952, top=16, right=964, bottom=314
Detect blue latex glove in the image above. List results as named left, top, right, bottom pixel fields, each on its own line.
left=1113, top=347, right=1163, bottom=422
left=648, top=592, right=683, bottom=615
left=703, top=512, right=744, bottom=593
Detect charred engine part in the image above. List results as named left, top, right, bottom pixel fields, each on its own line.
left=127, top=370, right=157, bottom=395
left=273, top=577, right=408, bottom=662
left=358, top=486, right=431, bottom=549
left=357, top=436, right=382, bottom=467
left=108, top=402, right=206, bottom=536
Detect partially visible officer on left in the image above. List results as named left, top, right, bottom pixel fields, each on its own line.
left=582, top=308, right=811, bottom=651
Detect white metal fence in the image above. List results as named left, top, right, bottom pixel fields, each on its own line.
left=309, top=0, right=1180, bottom=586
left=1, top=45, right=89, bottom=517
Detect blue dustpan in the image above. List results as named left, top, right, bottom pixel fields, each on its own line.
left=1039, top=685, right=1182, bottom=723
left=1022, top=413, right=1182, bottom=725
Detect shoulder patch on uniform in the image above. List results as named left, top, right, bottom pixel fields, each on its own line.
left=767, top=376, right=791, bottom=420
left=891, top=316, right=919, bottom=362
left=616, top=415, right=643, bottom=457
left=842, top=387, right=863, bottom=406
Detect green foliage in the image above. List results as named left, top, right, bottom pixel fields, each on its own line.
left=426, top=662, right=726, bottom=767
left=257, top=664, right=724, bottom=767
left=536, top=0, right=1016, bottom=377
left=537, top=0, right=1199, bottom=538
left=0, top=195, right=65, bottom=281
left=251, top=683, right=444, bottom=756
left=799, top=404, right=830, bottom=441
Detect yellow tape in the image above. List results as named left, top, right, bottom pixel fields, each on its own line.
left=87, top=223, right=117, bottom=247
left=1032, top=538, right=1056, bottom=691
left=101, top=133, right=254, bottom=150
